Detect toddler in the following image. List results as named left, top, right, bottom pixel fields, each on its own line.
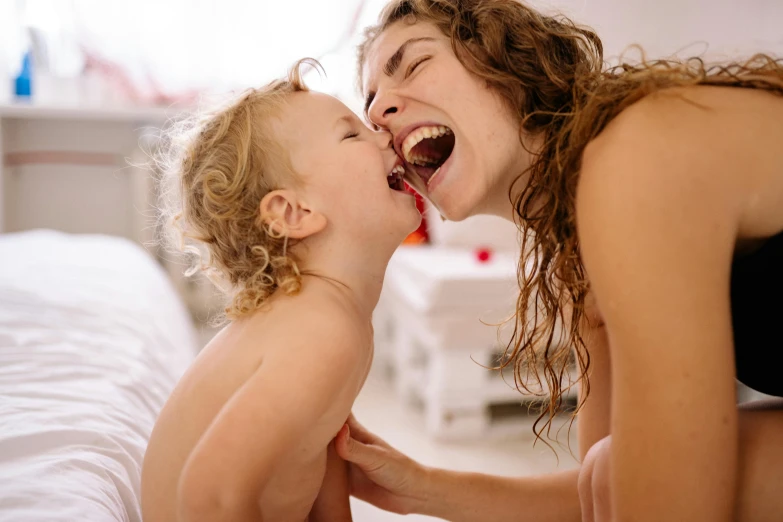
left=141, top=59, right=420, bottom=522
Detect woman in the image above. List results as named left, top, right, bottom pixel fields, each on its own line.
left=333, top=0, right=783, bottom=521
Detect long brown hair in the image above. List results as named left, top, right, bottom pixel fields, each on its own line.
left=359, top=0, right=783, bottom=441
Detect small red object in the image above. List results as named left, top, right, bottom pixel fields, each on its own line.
left=475, top=247, right=492, bottom=263
left=402, top=186, right=430, bottom=245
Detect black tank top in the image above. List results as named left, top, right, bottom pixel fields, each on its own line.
left=730, top=230, right=783, bottom=397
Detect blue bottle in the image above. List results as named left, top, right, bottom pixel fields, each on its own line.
left=14, top=51, right=32, bottom=99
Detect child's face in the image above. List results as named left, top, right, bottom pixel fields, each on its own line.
left=278, top=91, right=422, bottom=245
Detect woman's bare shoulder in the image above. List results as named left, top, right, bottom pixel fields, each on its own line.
left=580, top=85, right=783, bottom=238
left=588, top=85, right=783, bottom=161
left=589, top=85, right=780, bottom=153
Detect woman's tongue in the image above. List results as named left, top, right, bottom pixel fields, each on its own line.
left=411, top=163, right=437, bottom=183
left=409, top=139, right=441, bottom=182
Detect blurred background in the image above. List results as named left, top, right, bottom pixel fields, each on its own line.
left=1, top=1, right=781, bottom=520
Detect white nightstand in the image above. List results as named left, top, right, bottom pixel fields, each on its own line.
left=375, top=245, right=574, bottom=440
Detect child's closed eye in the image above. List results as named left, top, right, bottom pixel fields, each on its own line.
left=343, top=131, right=359, bottom=141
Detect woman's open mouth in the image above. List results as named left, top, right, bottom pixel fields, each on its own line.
left=400, top=125, right=455, bottom=185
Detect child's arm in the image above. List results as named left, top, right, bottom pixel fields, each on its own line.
left=175, top=310, right=363, bottom=522
left=308, top=439, right=353, bottom=522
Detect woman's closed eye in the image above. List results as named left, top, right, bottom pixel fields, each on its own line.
left=405, top=56, right=431, bottom=79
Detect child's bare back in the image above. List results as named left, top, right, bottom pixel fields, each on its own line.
left=143, top=286, right=371, bottom=522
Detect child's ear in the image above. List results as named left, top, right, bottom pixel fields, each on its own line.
left=259, top=189, right=326, bottom=239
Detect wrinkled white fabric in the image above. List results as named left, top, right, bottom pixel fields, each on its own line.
left=0, top=230, right=196, bottom=522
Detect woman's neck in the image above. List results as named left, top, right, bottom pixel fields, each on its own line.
left=485, top=131, right=544, bottom=222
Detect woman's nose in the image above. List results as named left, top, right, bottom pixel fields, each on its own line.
left=367, top=91, right=403, bottom=130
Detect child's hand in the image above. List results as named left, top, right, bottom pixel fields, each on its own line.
left=334, top=415, right=428, bottom=515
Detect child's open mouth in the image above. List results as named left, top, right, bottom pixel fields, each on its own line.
left=401, top=125, right=455, bottom=185
left=387, top=165, right=406, bottom=191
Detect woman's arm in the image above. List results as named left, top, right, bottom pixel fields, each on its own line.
left=576, top=92, right=744, bottom=522
left=336, top=416, right=582, bottom=522
left=420, top=467, right=580, bottom=522
left=576, top=315, right=612, bottom=459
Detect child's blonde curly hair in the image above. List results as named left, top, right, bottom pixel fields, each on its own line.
left=159, top=59, right=319, bottom=322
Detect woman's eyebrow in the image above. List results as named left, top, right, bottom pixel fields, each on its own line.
left=383, top=37, right=434, bottom=76
left=364, top=37, right=435, bottom=115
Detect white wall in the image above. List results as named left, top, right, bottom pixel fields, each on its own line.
left=530, top=0, right=783, bottom=60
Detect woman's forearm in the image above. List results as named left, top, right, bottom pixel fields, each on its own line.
left=416, top=467, right=581, bottom=522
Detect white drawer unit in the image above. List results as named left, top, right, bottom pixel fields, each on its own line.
left=375, top=245, right=575, bottom=440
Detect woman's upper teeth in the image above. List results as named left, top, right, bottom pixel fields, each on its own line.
left=401, top=125, right=451, bottom=162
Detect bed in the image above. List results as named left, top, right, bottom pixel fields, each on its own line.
left=0, top=229, right=197, bottom=521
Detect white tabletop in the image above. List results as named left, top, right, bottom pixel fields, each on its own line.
left=385, top=245, right=522, bottom=313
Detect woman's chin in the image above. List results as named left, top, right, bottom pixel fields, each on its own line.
left=403, top=161, right=484, bottom=222
left=437, top=206, right=472, bottom=223
left=429, top=184, right=476, bottom=223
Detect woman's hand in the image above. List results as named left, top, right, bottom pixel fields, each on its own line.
left=335, top=414, right=584, bottom=521
left=334, top=414, right=429, bottom=515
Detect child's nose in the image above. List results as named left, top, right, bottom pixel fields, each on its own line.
left=375, top=130, right=393, bottom=150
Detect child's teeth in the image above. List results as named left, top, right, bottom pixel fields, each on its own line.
left=388, top=165, right=405, bottom=178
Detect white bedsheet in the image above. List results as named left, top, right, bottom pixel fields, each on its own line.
left=0, top=230, right=197, bottom=521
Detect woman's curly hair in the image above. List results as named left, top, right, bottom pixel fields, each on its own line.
left=359, top=0, right=783, bottom=442
left=159, top=59, right=321, bottom=323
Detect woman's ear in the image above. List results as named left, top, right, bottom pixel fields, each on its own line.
left=259, top=189, right=327, bottom=239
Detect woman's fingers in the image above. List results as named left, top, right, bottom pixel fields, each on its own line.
left=345, top=414, right=390, bottom=448
left=335, top=424, right=387, bottom=471
left=346, top=462, right=392, bottom=507
left=334, top=422, right=426, bottom=516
